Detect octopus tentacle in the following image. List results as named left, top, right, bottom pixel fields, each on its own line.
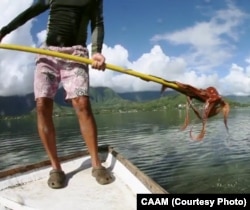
left=161, top=84, right=230, bottom=140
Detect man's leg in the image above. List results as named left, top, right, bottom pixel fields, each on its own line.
left=71, top=96, right=112, bottom=185
left=71, top=96, right=101, bottom=168
left=36, top=97, right=61, bottom=170
left=61, top=46, right=112, bottom=184
left=34, top=53, right=65, bottom=188
left=36, top=97, right=66, bottom=189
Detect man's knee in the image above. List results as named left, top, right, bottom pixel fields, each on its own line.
left=36, top=97, right=54, bottom=114
left=72, top=96, right=92, bottom=114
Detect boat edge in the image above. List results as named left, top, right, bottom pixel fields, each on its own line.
left=0, top=145, right=168, bottom=194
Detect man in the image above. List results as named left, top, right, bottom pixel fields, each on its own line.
left=0, top=0, right=112, bottom=189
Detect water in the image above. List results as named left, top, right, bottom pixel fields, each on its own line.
left=0, top=109, right=250, bottom=193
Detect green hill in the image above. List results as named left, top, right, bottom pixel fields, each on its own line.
left=224, top=95, right=250, bottom=104
left=0, top=86, right=249, bottom=118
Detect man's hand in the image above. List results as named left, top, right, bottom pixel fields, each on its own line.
left=91, top=53, right=106, bottom=71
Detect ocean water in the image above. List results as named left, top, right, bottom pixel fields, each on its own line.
left=0, top=109, right=250, bottom=193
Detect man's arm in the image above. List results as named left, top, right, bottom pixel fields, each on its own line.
left=90, top=0, right=104, bottom=55
left=90, top=0, right=105, bottom=71
left=0, top=0, right=49, bottom=40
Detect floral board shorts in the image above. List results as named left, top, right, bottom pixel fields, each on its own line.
left=34, top=45, right=89, bottom=100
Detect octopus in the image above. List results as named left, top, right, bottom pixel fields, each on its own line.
left=161, top=83, right=230, bottom=141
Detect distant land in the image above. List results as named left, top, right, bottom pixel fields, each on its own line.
left=0, top=86, right=249, bottom=117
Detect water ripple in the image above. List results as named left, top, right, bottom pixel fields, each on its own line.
left=0, top=110, right=250, bottom=193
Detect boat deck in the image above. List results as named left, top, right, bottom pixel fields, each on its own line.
left=0, top=146, right=167, bottom=210
left=0, top=162, right=135, bottom=210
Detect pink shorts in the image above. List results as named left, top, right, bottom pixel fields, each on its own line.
left=34, top=45, right=89, bottom=100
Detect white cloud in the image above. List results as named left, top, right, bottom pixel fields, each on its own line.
left=0, top=0, right=35, bottom=96
left=89, top=45, right=186, bottom=93
left=220, top=64, right=250, bottom=96
left=90, top=44, right=220, bottom=93
left=0, top=0, right=250, bottom=98
left=151, top=1, right=248, bottom=72
left=36, top=30, right=47, bottom=46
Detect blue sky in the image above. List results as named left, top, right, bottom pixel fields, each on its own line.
left=106, top=0, right=250, bottom=62
left=1, top=0, right=250, bottom=96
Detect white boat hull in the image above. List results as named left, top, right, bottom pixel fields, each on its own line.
left=0, top=146, right=167, bottom=210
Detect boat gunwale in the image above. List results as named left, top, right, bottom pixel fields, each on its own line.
left=0, top=145, right=168, bottom=194
left=109, top=147, right=168, bottom=194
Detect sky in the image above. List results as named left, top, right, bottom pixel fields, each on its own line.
left=1, top=0, right=250, bottom=96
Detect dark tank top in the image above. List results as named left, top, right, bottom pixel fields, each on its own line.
left=0, top=0, right=104, bottom=53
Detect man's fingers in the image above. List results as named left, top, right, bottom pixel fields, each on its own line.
left=91, top=53, right=106, bottom=71
left=92, top=61, right=106, bottom=71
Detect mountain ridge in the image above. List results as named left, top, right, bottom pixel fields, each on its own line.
left=0, top=87, right=248, bottom=116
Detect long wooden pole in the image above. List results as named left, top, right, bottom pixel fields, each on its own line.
left=0, top=44, right=182, bottom=92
